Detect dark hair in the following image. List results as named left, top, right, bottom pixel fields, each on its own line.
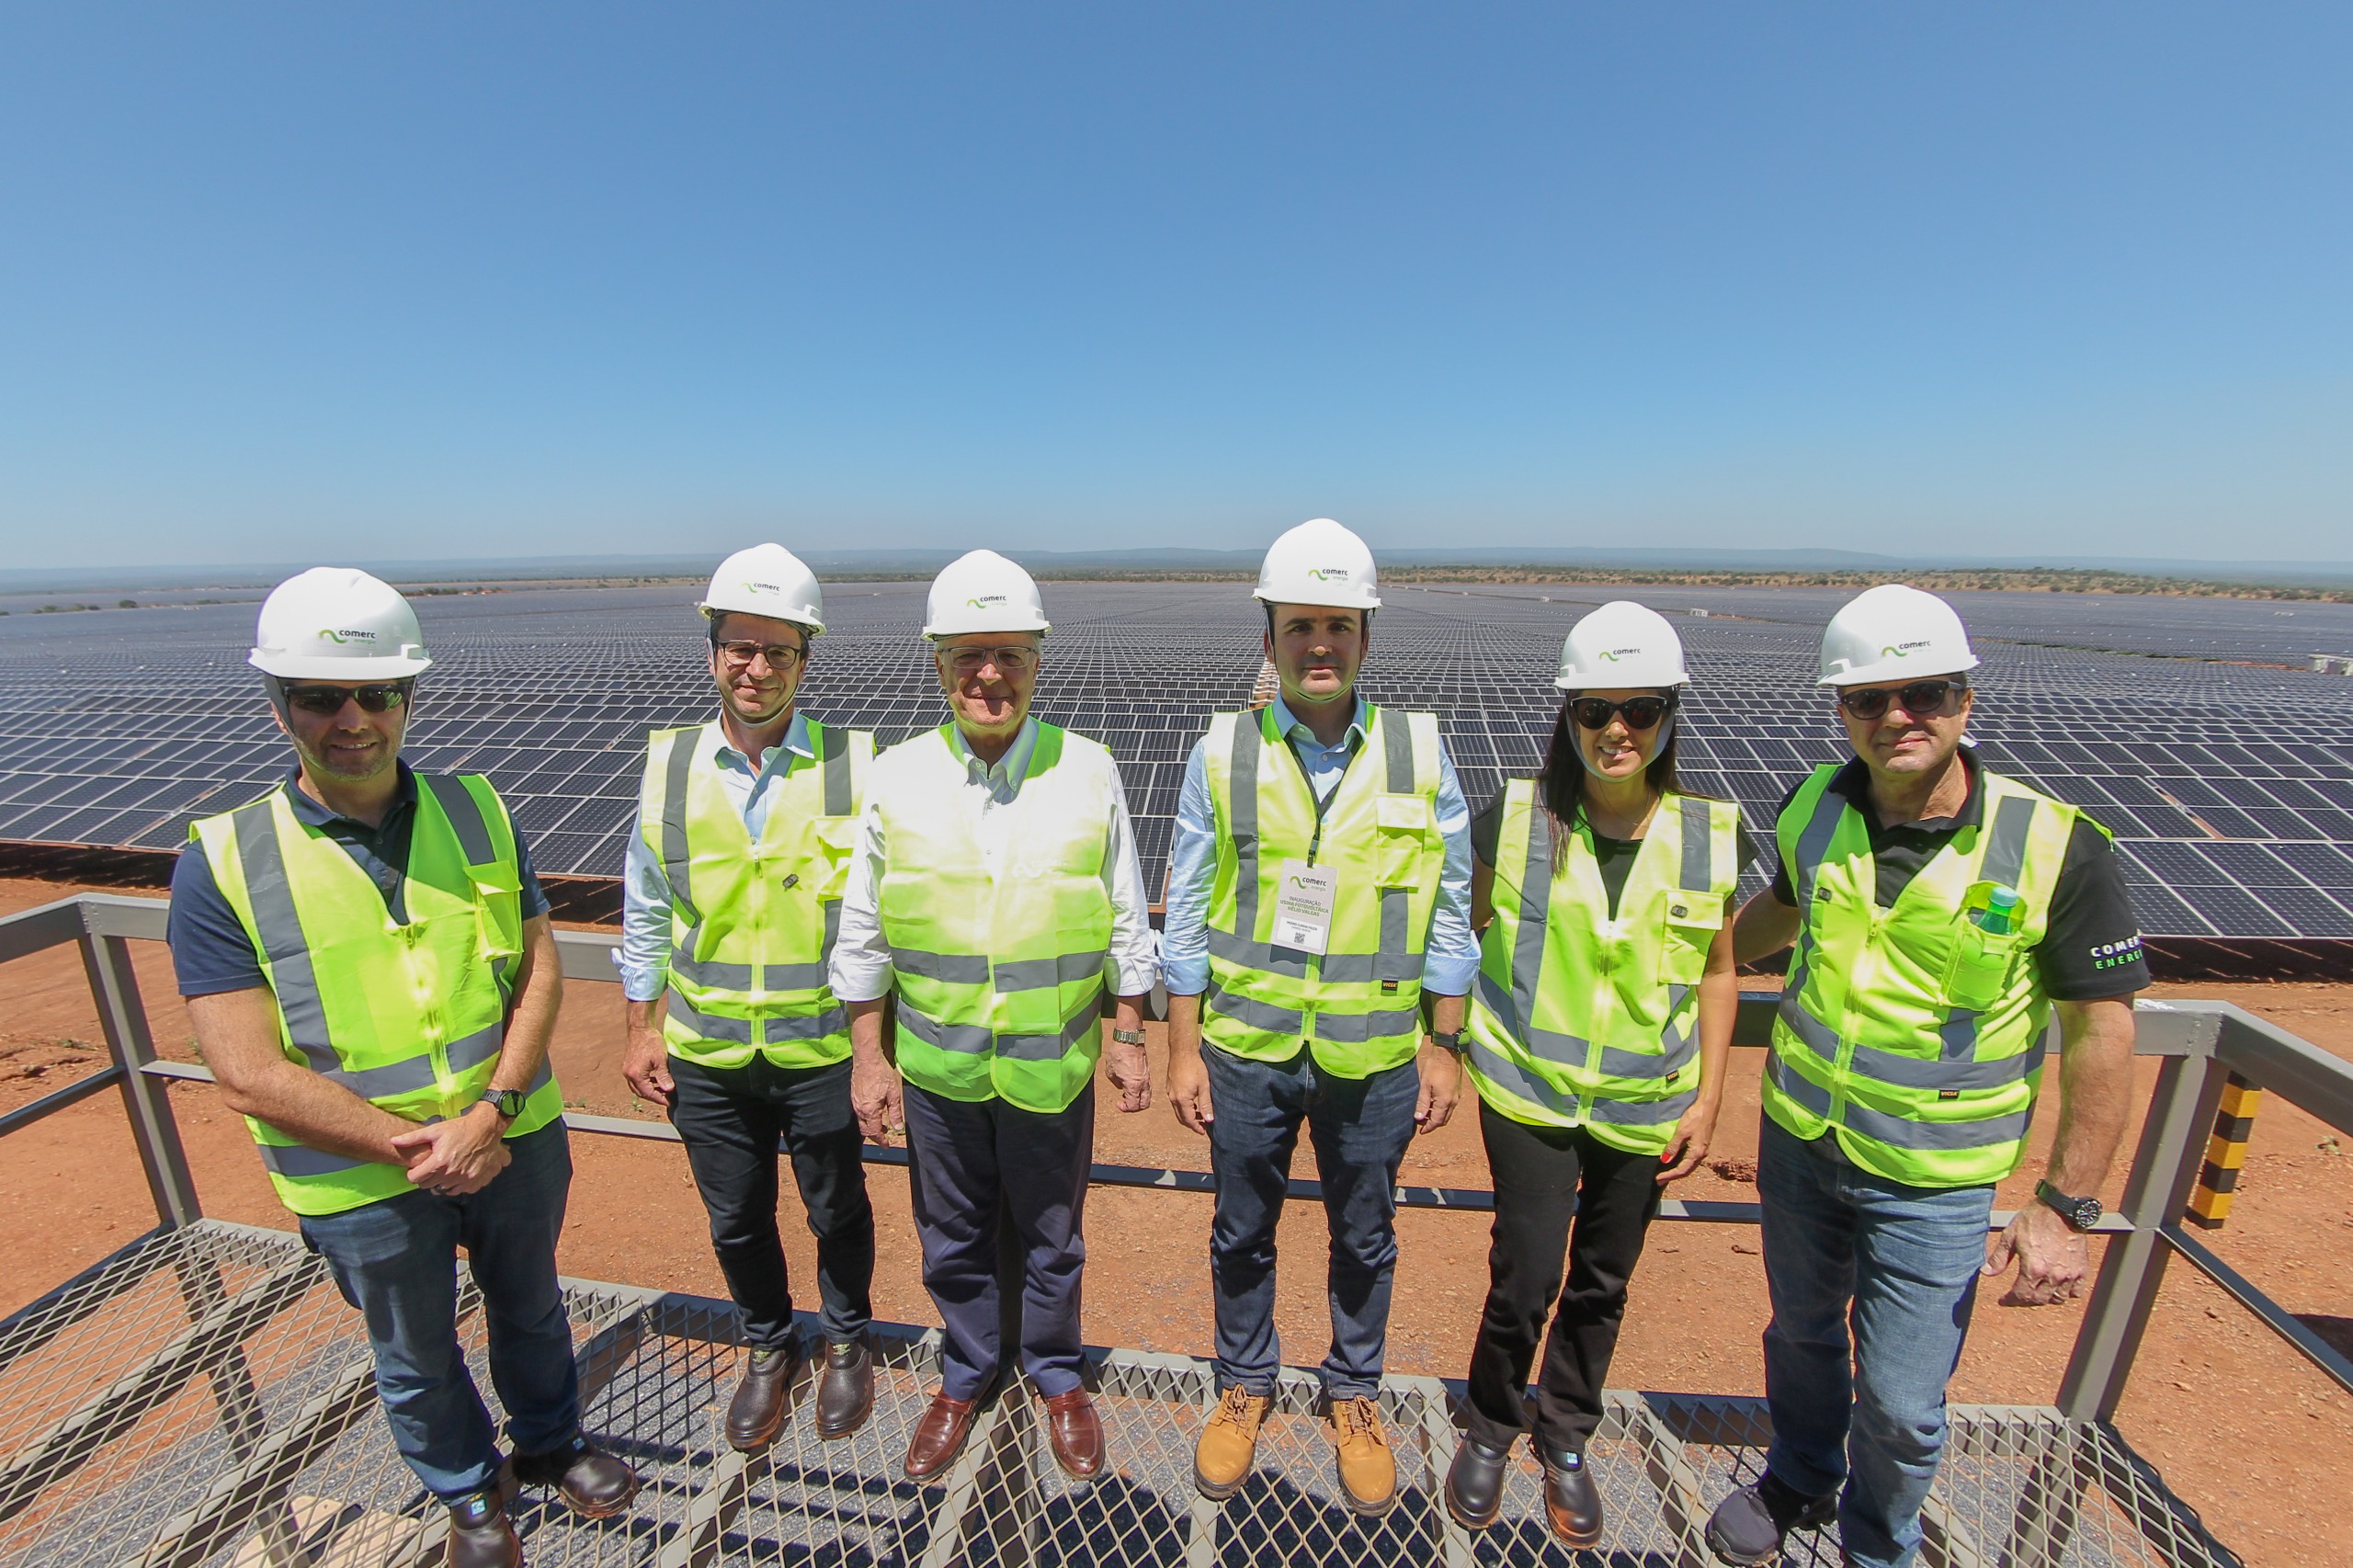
left=1537, top=692, right=1693, bottom=863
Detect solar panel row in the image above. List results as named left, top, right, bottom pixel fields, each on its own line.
left=2, top=580, right=2350, bottom=941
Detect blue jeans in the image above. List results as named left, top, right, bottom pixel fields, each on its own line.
left=299, top=1122, right=582, bottom=1503
left=1756, top=1114, right=1994, bottom=1568
left=1201, top=1043, right=1420, bottom=1400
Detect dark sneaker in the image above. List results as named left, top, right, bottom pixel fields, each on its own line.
left=509, top=1435, right=641, bottom=1519
left=446, top=1487, right=520, bottom=1568
left=1704, top=1471, right=1836, bottom=1566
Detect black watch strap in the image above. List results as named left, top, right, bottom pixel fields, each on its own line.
left=479, top=1086, right=526, bottom=1121
left=2035, top=1179, right=2102, bottom=1232
left=1429, top=1030, right=1468, bottom=1057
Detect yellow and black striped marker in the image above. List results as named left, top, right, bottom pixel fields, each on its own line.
left=2185, top=1073, right=2261, bottom=1230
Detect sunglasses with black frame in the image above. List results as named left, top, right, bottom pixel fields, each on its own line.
left=1835, top=678, right=1970, bottom=722
left=273, top=678, right=415, bottom=716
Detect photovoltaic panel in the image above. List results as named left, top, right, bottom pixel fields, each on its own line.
left=3, top=579, right=2352, bottom=940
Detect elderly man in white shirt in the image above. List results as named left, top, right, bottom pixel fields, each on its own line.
left=831, top=551, right=1156, bottom=1488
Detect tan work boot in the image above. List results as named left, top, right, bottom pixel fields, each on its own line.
left=1327, top=1395, right=1396, bottom=1517
left=1193, top=1386, right=1271, bottom=1501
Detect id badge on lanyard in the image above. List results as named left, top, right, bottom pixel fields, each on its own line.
left=1272, top=859, right=1338, bottom=955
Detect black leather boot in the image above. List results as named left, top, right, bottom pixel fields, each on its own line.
left=815, top=1338, right=876, bottom=1438
left=446, top=1487, right=520, bottom=1568
left=1444, top=1434, right=1511, bottom=1529
left=1541, top=1449, right=1603, bottom=1549
left=509, top=1435, right=641, bottom=1519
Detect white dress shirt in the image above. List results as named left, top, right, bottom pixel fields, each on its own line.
left=829, top=716, right=1161, bottom=1004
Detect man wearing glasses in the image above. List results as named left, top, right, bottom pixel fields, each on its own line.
left=833, top=550, right=1156, bottom=1486
left=169, top=569, right=636, bottom=1568
left=618, top=545, right=880, bottom=1452
left=1161, top=519, right=1478, bottom=1518
left=1703, top=585, right=2146, bottom=1568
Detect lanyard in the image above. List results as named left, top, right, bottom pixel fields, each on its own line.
left=1281, top=724, right=1364, bottom=867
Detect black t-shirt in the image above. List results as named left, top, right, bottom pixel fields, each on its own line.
left=1761, top=752, right=2147, bottom=1003
left=1470, top=790, right=1757, bottom=920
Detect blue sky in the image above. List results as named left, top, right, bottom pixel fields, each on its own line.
left=2, top=5, right=2347, bottom=568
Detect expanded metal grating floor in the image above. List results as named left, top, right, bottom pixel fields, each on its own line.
left=1, top=1222, right=2241, bottom=1568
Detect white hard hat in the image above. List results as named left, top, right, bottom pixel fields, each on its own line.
left=1817, top=583, right=1981, bottom=686
left=699, top=543, right=825, bottom=632
left=1557, top=600, right=1690, bottom=689
left=923, top=550, right=1051, bottom=638
left=1253, top=517, right=1381, bottom=610
left=248, top=567, right=432, bottom=681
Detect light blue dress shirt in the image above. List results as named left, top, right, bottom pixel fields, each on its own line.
left=619, top=711, right=817, bottom=1003
left=1160, top=692, right=1479, bottom=998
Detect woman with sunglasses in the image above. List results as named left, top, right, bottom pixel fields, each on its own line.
left=1443, top=600, right=1750, bottom=1549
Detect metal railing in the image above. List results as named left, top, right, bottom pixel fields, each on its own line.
left=4, top=889, right=2349, bottom=1566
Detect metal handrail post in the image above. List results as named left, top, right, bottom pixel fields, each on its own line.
left=76, top=926, right=201, bottom=1229
left=2055, top=1051, right=2226, bottom=1422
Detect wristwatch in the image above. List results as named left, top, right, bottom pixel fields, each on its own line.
left=1109, top=1028, right=1147, bottom=1047
left=1428, top=1030, right=1468, bottom=1058
left=2035, top=1179, right=2102, bottom=1232
left=477, top=1086, right=527, bottom=1123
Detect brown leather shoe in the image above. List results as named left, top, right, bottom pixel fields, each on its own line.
left=815, top=1339, right=875, bottom=1439
left=1541, top=1449, right=1604, bottom=1549
left=445, top=1487, right=519, bottom=1568
left=725, top=1346, right=799, bottom=1451
left=1041, top=1389, right=1105, bottom=1481
left=509, top=1436, right=642, bottom=1519
left=903, top=1391, right=979, bottom=1481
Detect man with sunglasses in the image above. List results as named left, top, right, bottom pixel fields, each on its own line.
left=833, top=550, right=1157, bottom=1486
left=169, top=569, right=637, bottom=1568
left=1162, top=519, right=1477, bottom=1518
left=1703, top=585, right=2145, bottom=1568
left=617, top=544, right=881, bottom=1454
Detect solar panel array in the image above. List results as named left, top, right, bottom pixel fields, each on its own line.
left=3, top=579, right=2351, bottom=940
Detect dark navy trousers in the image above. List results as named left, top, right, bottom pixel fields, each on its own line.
left=902, top=1080, right=1096, bottom=1401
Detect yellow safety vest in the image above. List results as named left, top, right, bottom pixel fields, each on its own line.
left=873, top=723, right=1118, bottom=1114
left=1763, top=764, right=2082, bottom=1187
left=639, top=718, right=870, bottom=1068
left=1467, top=781, right=1742, bottom=1153
left=190, top=776, right=562, bottom=1216
left=1199, top=703, right=1446, bottom=1077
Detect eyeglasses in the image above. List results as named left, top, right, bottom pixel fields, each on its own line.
left=1569, top=695, right=1675, bottom=732
left=1836, top=679, right=1970, bottom=722
left=943, top=645, right=1038, bottom=676
left=712, top=639, right=806, bottom=670
left=278, top=681, right=412, bottom=716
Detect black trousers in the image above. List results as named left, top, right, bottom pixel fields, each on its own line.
left=667, top=1053, right=876, bottom=1348
left=1463, top=1102, right=1665, bottom=1456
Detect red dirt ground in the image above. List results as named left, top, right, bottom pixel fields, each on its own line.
left=2, top=877, right=2347, bottom=1565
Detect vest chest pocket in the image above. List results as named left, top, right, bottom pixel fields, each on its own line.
left=467, top=863, right=526, bottom=961
left=1939, top=882, right=2024, bottom=1010
left=1374, top=794, right=1434, bottom=887
left=1659, top=897, right=1722, bottom=984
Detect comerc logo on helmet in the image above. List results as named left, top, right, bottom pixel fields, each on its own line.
left=743, top=579, right=781, bottom=595
left=1306, top=567, right=1350, bottom=582
left=965, top=594, right=1009, bottom=609
left=1880, top=639, right=1934, bottom=658
left=315, top=628, right=380, bottom=644
left=1597, top=646, right=1644, bottom=662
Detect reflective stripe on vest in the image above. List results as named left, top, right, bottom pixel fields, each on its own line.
left=1201, top=704, right=1446, bottom=1076
left=1762, top=764, right=2081, bottom=1187
left=1465, top=781, right=1739, bottom=1152
left=873, top=722, right=1117, bottom=1113
left=641, top=718, right=870, bottom=1069
left=190, top=774, right=562, bottom=1215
